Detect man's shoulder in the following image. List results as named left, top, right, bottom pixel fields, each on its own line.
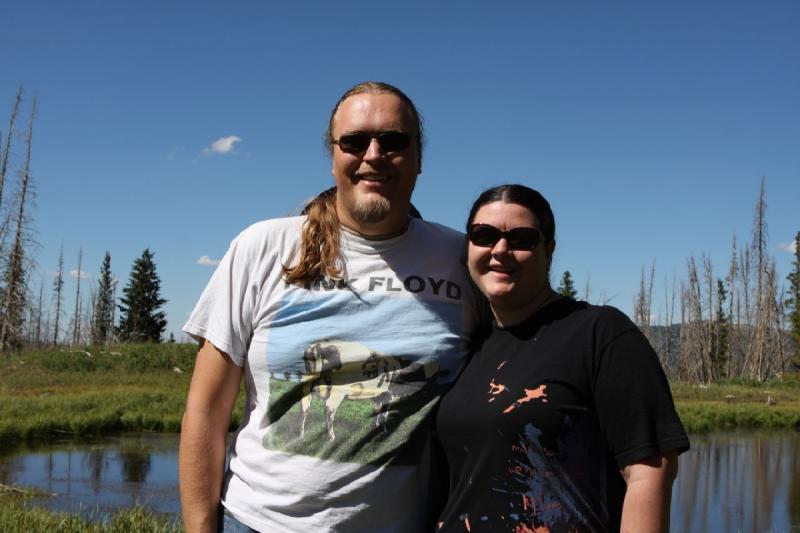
left=222, top=216, right=306, bottom=260
left=234, top=215, right=306, bottom=242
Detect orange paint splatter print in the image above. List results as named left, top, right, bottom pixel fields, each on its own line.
left=514, top=525, right=551, bottom=533
left=503, top=384, right=547, bottom=414
left=488, top=379, right=509, bottom=402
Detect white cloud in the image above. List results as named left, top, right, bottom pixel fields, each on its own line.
left=196, top=255, right=221, bottom=266
left=202, top=135, right=242, bottom=155
left=780, top=240, right=797, bottom=253
left=69, top=269, right=91, bottom=280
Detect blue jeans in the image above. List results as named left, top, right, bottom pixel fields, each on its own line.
left=219, top=508, right=259, bottom=533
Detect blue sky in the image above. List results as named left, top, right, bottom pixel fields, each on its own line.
left=2, top=0, right=798, bottom=341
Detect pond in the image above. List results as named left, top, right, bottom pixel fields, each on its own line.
left=671, top=431, right=800, bottom=532
left=1, top=431, right=798, bottom=530
left=0, top=433, right=180, bottom=519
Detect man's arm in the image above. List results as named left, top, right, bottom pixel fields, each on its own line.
left=179, top=339, right=243, bottom=533
left=620, top=450, right=679, bottom=533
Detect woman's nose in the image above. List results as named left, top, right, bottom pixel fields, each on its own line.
left=490, top=238, right=510, bottom=256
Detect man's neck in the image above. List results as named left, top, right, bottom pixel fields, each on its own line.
left=341, top=220, right=410, bottom=240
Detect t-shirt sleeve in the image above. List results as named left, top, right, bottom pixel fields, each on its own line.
left=182, top=232, right=258, bottom=366
left=591, top=310, right=690, bottom=468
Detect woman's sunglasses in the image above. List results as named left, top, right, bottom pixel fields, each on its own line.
left=467, top=224, right=543, bottom=251
left=333, top=131, right=412, bottom=154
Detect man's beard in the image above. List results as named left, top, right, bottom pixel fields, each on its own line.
left=351, top=196, right=391, bottom=224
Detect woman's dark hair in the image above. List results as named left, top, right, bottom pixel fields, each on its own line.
left=283, top=81, right=423, bottom=287
left=466, top=184, right=556, bottom=244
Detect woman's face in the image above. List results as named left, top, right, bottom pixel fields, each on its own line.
left=467, top=201, right=554, bottom=315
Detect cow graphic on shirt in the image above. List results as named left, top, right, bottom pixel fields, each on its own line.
left=287, top=340, right=448, bottom=442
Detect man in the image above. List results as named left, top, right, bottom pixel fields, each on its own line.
left=179, top=82, right=480, bottom=532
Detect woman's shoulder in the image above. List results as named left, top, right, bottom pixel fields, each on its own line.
left=551, top=300, right=638, bottom=336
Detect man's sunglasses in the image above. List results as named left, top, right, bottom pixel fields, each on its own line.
left=467, top=224, right=543, bottom=251
left=333, top=131, right=412, bottom=154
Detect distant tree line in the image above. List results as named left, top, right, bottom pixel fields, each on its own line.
left=554, top=178, right=799, bottom=384
left=46, top=247, right=168, bottom=347
left=0, top=88, right=168, bottom=352
left=629, top=177, right=799, bottom=383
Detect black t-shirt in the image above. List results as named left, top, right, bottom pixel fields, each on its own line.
left=435, top=298, right=689, bottom=532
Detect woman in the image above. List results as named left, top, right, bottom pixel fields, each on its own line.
left=436, top=184, right=689, bottom=532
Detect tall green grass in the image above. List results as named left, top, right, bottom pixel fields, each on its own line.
left=0, top=498, right=182, bottom=533
left=671, top=378, right=800, bottom=432
left=0, top=344, right=243, bottom=447
left=2, top=343, right=798, bottom=443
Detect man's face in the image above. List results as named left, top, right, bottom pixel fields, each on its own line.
left=331, top=92, right=420, bottom=236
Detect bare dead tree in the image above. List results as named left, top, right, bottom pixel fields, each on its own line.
left=678, top=282, right=690, bottom=381
left=660, top=271, right=677, bottom=372
left=634, top=260, right=656, bottom=343
left=702, top=254, right=719, bottom=381
left=764, top=261, right=786, bottom=377
left=0, top=87, right=23, bottom=215
left=35, top=275, right=44, bottom=346
left=0, top=96, right=36, bottom=351
left=739, top=245, right=754, bottom=375
left=52, top=245, right=64, bottom=345
left=683, top=256, right=717, bottom=383
left=749, top=177, right=770, bottom=381
left=71, top=248, right=82, bottom=346
left=726, top=235, right=740, bottom=377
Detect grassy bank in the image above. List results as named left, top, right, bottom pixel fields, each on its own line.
left=0, top=343, right=242, bottom=447
left=0, top=496, right=182, bottom=533
left=1, top=345, right=799, bottom=529
left=672, top=377, right=800, bottom=432
left=1, top=344, right=799, bottom=442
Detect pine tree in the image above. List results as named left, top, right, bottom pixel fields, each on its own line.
left=713, top=278, right=729, bottom=377
left=557, top=270, right=577, bottom=299
left=117, top=249, right=167, bottom=342
left=787, top=231, right=800, bottom=367
left=92, top=252, right=114, bottom=345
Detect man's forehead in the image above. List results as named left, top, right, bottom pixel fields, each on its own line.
left=333, top=93, right=411, bottom=129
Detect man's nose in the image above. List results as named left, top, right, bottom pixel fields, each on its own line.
left=363, top=138, right=384, bottom=161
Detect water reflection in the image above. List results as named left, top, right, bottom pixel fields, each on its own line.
left=0, top=431, right=798, bottom=529
left=0, top=433, right=179, bottom=518
left=672, top=431, right=800, bottom=532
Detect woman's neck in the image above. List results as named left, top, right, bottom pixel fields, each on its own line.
left=492, top=287, right=561, bottom=327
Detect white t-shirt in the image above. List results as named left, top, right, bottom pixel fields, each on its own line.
left=184, top=216, right=480, bottom=532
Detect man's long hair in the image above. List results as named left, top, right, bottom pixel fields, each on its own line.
left=282, top=81, right=424, bottom=287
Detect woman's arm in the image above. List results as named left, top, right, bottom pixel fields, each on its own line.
left=179, top=339, right=244, bottom=533
left=620, top=450, right=679, bottom=533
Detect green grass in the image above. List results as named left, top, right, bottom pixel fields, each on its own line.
left=0, top=343, right=243, bottom=447
left=1, top=344, right=799, bottom=527
left=671, top=378, right=800, bottom=433
left=2, top=344, right=799, bottom=443
left=0, top=497, right=183, bottom=533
